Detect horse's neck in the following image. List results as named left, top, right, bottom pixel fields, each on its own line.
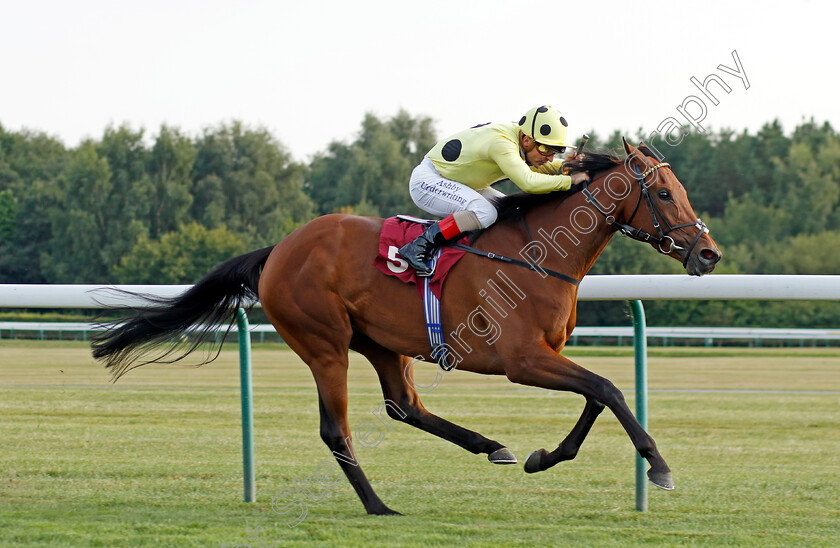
left=525, top=191, right=616, bottom=280
left=525, top=164, right=646, bottom=280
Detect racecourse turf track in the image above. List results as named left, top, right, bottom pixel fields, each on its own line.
left=1, top=340, right=838, bottom=547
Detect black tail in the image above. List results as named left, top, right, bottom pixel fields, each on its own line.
left=91, top=245, right=274, bottom=381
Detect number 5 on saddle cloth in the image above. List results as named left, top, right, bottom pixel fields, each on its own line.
left=373, top=216, right=467, bottom=371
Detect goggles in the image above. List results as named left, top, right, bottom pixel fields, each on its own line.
left=535, top=142, right=566, bottom=156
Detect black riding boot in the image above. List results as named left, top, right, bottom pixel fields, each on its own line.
left=398, top=222, right=449, bottom=277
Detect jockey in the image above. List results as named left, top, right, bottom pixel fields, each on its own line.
left=398, top=105, right=591, bottom=276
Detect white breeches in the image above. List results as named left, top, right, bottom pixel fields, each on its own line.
left=408, top=157, right=503, bottom=228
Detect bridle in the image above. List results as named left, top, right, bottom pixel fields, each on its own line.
left=453, top=160, right=709, bottom=286
left=580, top=161, right=709, bottom=267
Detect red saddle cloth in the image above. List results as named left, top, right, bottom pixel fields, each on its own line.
left=374, top=217, right=469, bottom=299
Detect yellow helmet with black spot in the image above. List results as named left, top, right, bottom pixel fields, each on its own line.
left=518, top=105, right=570, bottom=148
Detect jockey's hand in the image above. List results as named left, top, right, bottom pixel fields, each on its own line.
left=571, top=172, right=590, bottom=185
left=573, top=153, right=586, bottom=162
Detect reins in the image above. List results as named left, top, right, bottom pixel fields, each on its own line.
left=449, top=159, right=710, bottom=284
left=581, top=162, right=709, bottom=267
left=451, top=242, right=581, bottom=286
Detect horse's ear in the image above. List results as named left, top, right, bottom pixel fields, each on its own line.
left=622, top=137, right=647, bottom=170
left=637, top=141, right=663, bottom=161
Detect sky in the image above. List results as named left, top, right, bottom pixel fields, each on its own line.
left=2, top=0, right=838, bottom=162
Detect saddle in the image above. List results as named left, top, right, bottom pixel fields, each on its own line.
left=374, top=216, right=471, bottom=371
left=373, top=216, right=469, bottom=300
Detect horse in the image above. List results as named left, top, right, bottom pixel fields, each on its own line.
left=92, top=138, right=721, bottom=515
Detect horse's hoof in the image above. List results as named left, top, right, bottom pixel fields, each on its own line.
left=647, top=469, right=675, bottom=491
left=524, top=449, right=548, bottom=474
left=370, top=506, right=402, bottom=516
left=488, top=447, right=517, bottom=464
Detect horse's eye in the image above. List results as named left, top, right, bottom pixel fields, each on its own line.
left=658, top=189, right=672, bottom=201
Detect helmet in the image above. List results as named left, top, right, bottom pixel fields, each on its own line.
left=518, top=105, right=569, bottom=148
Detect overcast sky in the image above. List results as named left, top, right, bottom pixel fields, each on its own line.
left=2, top=0, right=838, bottom=161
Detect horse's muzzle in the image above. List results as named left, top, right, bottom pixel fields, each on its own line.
left=685, top=246, right=721, bottom=276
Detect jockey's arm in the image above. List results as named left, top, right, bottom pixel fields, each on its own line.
left=533, top=158, right=590, bottom=186
left=532, top=159, right=566, bottom=176
left=489, top=142, right=573, bottom=193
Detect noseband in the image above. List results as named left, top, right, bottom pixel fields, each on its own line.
left=581, top=162, right=709, bottom=267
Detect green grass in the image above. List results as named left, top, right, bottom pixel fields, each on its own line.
left=1, top=341, right=839, bottom=547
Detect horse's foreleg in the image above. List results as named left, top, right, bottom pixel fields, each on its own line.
left=523, top=396, right=604, bottom=473
left=353, top=337, right=515, bottom=464
left=507, top=349, right=673, bottom=490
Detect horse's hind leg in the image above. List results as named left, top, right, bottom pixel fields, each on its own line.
left=351, top=334, right=516, bottom=464
left=311, top=360, right=400, bottom=515
left=262, top=294, right=398, bottom=515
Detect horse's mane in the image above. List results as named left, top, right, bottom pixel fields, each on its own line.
left=490, top=145, right=662, bottom=222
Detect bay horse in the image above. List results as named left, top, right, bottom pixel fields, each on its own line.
left=92, top=138, right=720, bottom=515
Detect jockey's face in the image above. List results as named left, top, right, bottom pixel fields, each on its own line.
left=521, top=134, right=554, bottom=167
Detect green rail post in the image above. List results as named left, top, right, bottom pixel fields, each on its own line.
left=236, top=308, right=256, bottom=503
left=630, top=300, right=648, bottom=511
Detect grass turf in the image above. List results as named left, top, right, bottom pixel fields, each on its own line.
left=1, top=341, right=838, bottom=547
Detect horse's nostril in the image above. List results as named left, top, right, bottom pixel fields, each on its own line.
left=701, top=248, right=720, bottom=262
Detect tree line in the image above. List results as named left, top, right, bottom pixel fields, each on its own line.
left=1, top=112, right=838, bottom=328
